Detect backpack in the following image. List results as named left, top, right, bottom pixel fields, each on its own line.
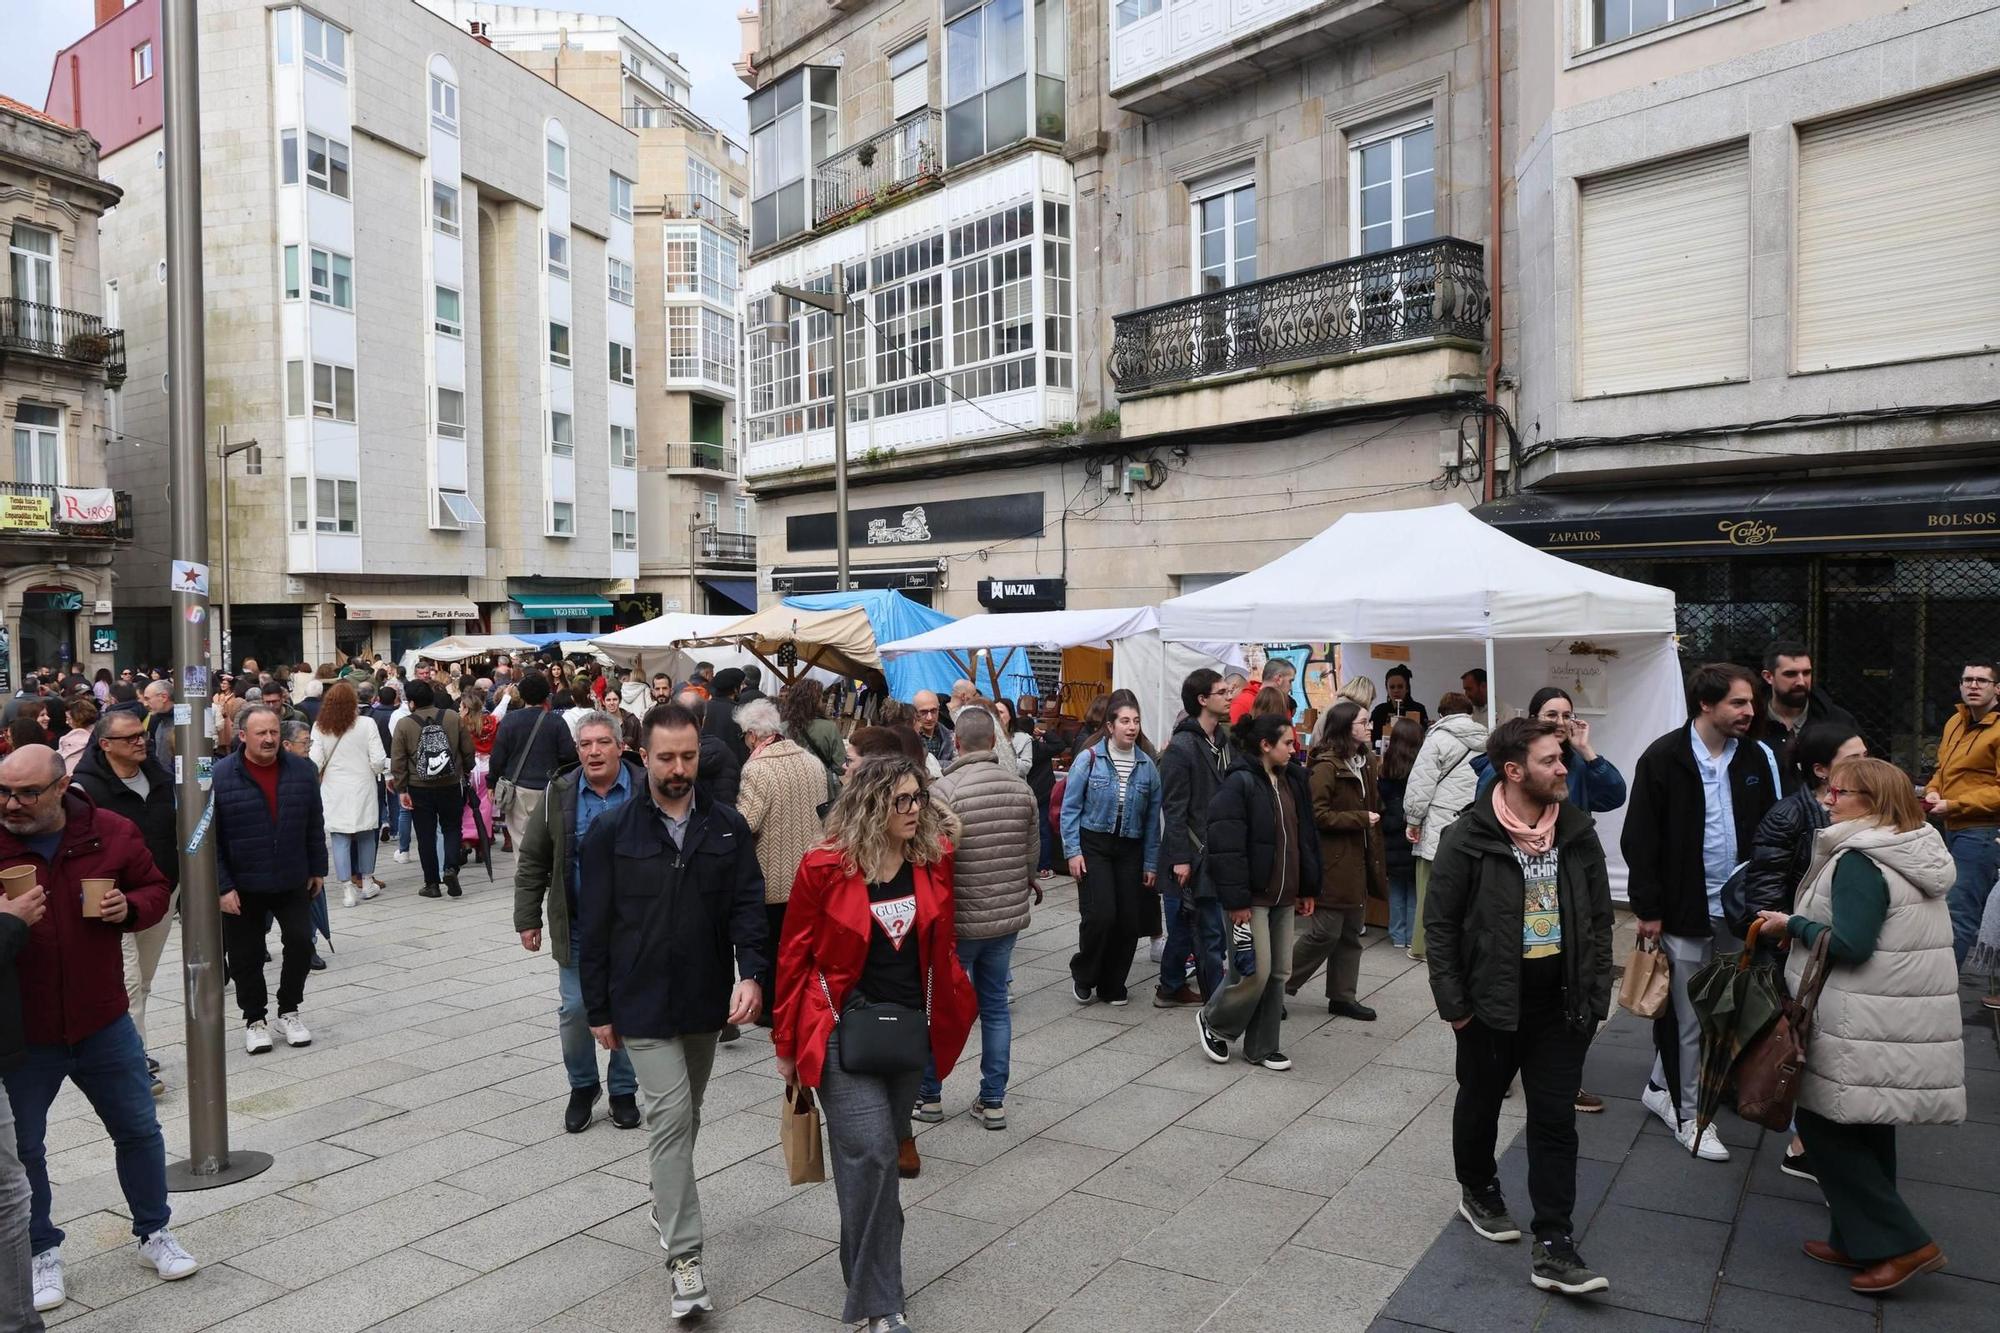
left=415, top=710, right=458, bottom=782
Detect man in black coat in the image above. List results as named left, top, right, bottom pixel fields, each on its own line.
left=1620, top=663, right=1780, bottom=1163
left=1158, top=668, right=1236, bottom=1003
left=675, top=690, right=740, bottom=808
left=702, top=668, right=748, bottom=765
left=579, top=702, right=765, bottom=1317
left=1757, top=641, right=1861, bottom=778
left=1427, top=718, right=1614, bottom=1295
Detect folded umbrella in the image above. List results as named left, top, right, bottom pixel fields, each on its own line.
left=1687, top=918, right=1786, bottom=1150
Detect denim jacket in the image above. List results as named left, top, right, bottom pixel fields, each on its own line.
left=1060, top=741, right=1164, bottom=872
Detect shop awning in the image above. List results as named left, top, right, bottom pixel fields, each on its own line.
left=334, top=592, right=477, bottom=622
left=700, top=578, right=757, bottom=611
left=511, top=594, right=614, bottom=618
left=1478, top=470, right=2000, bottom=559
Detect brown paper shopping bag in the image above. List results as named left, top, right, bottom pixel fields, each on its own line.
left=1618, top=937, right=1671, bottom=1019
left=780, top=1083, right=826, bottom=1185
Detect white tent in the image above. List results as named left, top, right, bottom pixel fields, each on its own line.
left=401, top=634, right=535, bottom=668
left=590, top=613, right=743, bottom=683
left=1158, top=504, right=1685, bottom=893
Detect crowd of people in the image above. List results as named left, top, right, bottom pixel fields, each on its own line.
left=0, top=633, right=1990, bottom=1326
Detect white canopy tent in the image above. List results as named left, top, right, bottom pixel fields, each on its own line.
left=591, top=613, right=745, bottom=684
left=400, top=634, right=535, bottom=669
left=1158, top=504, right=1685, bottom=893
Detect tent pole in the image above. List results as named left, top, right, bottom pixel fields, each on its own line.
left=983, top=652, right=1003, bottom=701
left=1484, top=637, right=1497, bottom=722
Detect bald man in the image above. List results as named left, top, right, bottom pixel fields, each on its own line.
left=0, top=746, right=193, bottom=1313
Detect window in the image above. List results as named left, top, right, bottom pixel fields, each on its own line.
left=434, top=285, right=462, bottom=337
left=430, top=75, right=458, bottom=133
left=609, top=172, right=634, bottom=221
left=688, top=157, right=722, bottom=206
left=608, top=257, right=635, bottom=305
left=944, top=0, right=1064, bottom=168
left=283, top=245, right=301, bottom=300
left=281, top=129, right=299, bottom=185
left=436, top=386, right=465, bottom=439
left=546, top=136, right=568, bottom=188
left=547, top=231, right=570, bottom=279
left=549, top=410, right=573, bottom=456
left=275, top=9, right=294, bottom=65
left=437, top=490, right=483, bottom=528
left=1591, top=0, right=1731, bottom=48
left=1191, top=180, right=1255, bottom=292
left=311, top=362, right=358, bottom=420
left=890, top=40, right=929, bottom=119
left=609, top=340, right=635, bottom=385
left=872, top=237, right=946, bottom=417
left=290, top=475, right=308, bottom=531
left=701, top=490, right=720, bottom=528
left=665, top=226, right=699, bottom=293
left=548, top=321, right=570, bottom=367
left=748, top=66, right=835, bottom=250
left=667, top=308, right=737, bottom=386
left=611, top=423, right=637, bottom=467
left=950, top=206, right=1035, bottom=369
left=309, top=248, right=354, bottom=309
left=1115, top=0, right=1161, bottom=25
left=1351, top=120, right=1435, bottom=255
left=550, top=500, right=574, bottom=536
left=611, top=508, right=637, bottom=551
left=285, top=360, right=306, bottom=416
left=315, top=477, right=358, bottom=534
left=734, top=494, right=751, bottom=534
left=703, top=232, right=738, bottom=306
left=11, top=404, right=61, bottom=485
left=668, top=306, right=698, bottom=378
left=302, top=12, right=347, bottom=76
left=625, top=104, right=667, bottom=129
left=305, top=132, right=350, bottom=198
left=1044, top=199, right=1074, bottom=387
left=703, top=309, right=736, bottom=386
left=131, top=41, right=153, bottom=86
left=432, top=181, right=461, bottom=236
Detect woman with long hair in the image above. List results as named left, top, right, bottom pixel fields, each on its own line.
left=1754, top=756, right=1963, bottom=1294
left=1059, top=692, right=1164, bottom=1005
left=311, top=680, right=389, bottom=907
left=1287, top=701, right=1386, bottom=1020
left=1378, top=716, right=1425, bottom=950
left=772, top=757, right=976, bottom=1333
left=59, top=697, right=99, bottom=775
left=781, top=678, right=846, bottom=775
left=459, top=692, right=498, bottom=852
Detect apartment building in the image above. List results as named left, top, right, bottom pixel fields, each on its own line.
left=48, top=0, right=636, bottom=668
left=423, top=2, right=760, bottom=617
left=737, top=0, right=1504, bottom=615
left=0, top=94, right=126, bottom=681
left=1486, top=0, right=2000, bottom=770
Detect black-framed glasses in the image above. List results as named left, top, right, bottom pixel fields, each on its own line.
left=890, top=791, right=927, bottom=814
left=1963, top=676, right=1995, bottom=686
left=102, top=732, right=148, bottom=746
left=0, top=782, right=59, bottom=805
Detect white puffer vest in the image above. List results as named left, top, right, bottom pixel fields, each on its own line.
left=1786, top=819, right=1964, bottom=1126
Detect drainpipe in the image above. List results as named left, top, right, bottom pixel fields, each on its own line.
left=1484, top=0, right=1504, bottom=502
left=69, top=54, right=82, bottom=130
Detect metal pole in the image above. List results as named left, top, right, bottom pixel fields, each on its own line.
left=216, top=428, right=230, bottom=671
left=162, top=0, right=271, bottom=1190
left=830, top=265, right=849, bottom=595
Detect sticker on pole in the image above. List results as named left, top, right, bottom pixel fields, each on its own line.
left=172, top=561, right=209, bottom=596
left=184, top=796, right=216, bottom=856
left=181, top=664, right=209, bottom=699
left=173, top=703, right=192, bottom=726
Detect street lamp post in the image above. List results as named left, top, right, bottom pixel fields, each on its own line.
left=769, top=266, right=849, bottom=594
left=215, top=429, right=259, bottom=672
left=689, top=518, right=716, bottom=612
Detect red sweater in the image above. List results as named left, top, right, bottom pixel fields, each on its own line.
left=244, top=753, right=280, bottom=818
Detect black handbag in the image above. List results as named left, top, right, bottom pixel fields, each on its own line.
left=820, top=967, right=931, bottom=1076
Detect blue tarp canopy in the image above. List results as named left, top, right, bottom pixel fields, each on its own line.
left=781, top=589, right=1026, bottom=703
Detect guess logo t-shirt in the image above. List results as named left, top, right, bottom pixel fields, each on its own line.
left=860, top=862, right=925, bottom=1010
left=869, top=894, right=917, bottom=950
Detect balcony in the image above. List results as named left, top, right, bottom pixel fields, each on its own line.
left=0, top=481, right=134, bottom=544
left=701, top=530, right=757, bottom=562
left=668, top=441, right=738, bottom=474
left=662, top=192, right=747, bottom=240
left=812, top=111, right=943, bottom=230
left=0, top=299, right=127, bottom=386
left=1109, top=238, right=1488, bottom=436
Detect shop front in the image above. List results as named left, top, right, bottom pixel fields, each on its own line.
left=332, top=592, right=479, bottom=662
left=507, top=592, right=615, bottom=637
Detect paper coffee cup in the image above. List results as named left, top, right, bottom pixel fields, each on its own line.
left=0, top=866, right=35, bottom=900
left=81, top=878, right=115, bottom=919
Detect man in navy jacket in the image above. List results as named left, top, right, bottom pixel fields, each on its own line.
left=212, top=705, right=327, bottom=1054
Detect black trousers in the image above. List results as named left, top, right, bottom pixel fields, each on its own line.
left=408, top=784, right=464, bottom=887
left=223, top=888, right=315, bottom=1022
left=1451, top=958, right=1593, bottom=1239
left=1070, top=829, right=1149, bottom=1002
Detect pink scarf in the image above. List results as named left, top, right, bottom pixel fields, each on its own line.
left=1491, top=786, right=1558, bottom=856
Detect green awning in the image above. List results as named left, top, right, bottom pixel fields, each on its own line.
left=511, top=594, right=614, bottom=618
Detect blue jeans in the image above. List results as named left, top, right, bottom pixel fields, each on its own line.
left=1945, top=827, right=1999, bottom=967
left=396, top=805, right=412, bottom=853
left=2, top=1015, right=168, bottom=1253
left=920, top=933, right=1016, bottom=1108
left=1192, top=898, right=1228, bottom=999
left=1160, top=891, right=1199, bottom=993
left=559, top=939, right=636, bottom=1096
left=329, top=830, right=379, bottom=882
left=1387, top=865, right=1418, bottom=947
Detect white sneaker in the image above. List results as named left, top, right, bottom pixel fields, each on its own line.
left=137, top=1229, right=199, bottom=1281
left=31, top=1247, right=63, bottom=1312
left=244, top=1021, right=273, bottom=1054
left=1640, top=1084, right=1679, bottom=1134
left=668, top=1254, right=712, bottom=1319
left=361, top=878, right=383, bottom=900
left=343, top=886, right=358, bottom=908
left=1676, top=1119, right=1730, bottom=1162
left=393, top=850, right=409, bottom=864
left=272, top=1012, right=312, bottom=1047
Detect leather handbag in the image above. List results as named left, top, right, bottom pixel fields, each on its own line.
left=1735, top=924, right=1832, bottom=1131
left=492, top=708, right=547, bottom=818
left=1618, top=936, right=1672, bottom=1019
left=820, top=968, right=931, bottom=1076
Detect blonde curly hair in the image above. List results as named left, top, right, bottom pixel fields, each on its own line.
left=820, top=755, right=953, bottom=875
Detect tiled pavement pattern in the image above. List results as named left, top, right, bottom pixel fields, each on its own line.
left=32, top=842, right=1995, bottom=1331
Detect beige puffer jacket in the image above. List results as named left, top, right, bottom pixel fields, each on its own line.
left=1403, top=713, right=1490, bottom=862
left=737, top=738, right=830, bottom=904
left=933, top=747, right=1038, bottom=940
left=1787, top=819, right=1964, bottom=1126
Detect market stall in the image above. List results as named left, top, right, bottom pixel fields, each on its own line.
left=590, top=613, right=742, bottom=683
left=674, top=604, right=887, bottom=691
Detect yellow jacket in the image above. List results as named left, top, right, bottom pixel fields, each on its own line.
left=1923, top=705, right=2000, bottom=829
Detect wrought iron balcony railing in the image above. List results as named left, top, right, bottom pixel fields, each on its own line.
left=1108, top=238, right=1488, bottom=395
left=0, top=481, right=134, bottom=543
left=0, top=299, right=127, bottom=385
left=669, top=441, right=738, bottom=474
left=812, top=110, right=943, bottom=229
left=702, top=530, right=757, bottom=562
left=662, top=193, right=746, bottom=239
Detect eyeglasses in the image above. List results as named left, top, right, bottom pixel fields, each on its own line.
left=0, top=782, right=58, bottom=806
left=1963, top=677, right=1995, bottom=686
left=1826, top=786, right=1856, bottom=800
left=890, top=791, right=927, bottom=814
left=914, top=707, right=939, bottom=717
left=102, top=732, right=147, bottom=745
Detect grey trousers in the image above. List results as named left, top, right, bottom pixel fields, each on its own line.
left=1200, top=904, right=1295, bottom=1063
left=0, top=1083, right=46, bottom=1333
left=1286, top=903, right=1364, bottom=1003
left=818, top=1032, right=921, bottom=1324
left=1649, top=917, right=1737, bottom=1121
left=623, top=1033, right=718, bottom=1262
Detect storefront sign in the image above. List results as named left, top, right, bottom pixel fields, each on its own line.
left=978, top=577, right=1066, bottom=611
left=23, top=591, right=83, bottom=612
left=56, top=488, right=116, bottom=524
left=0, top=495, right=51, bottom=531
left=90, top=627, right=118, bottom=655
left=787, top=492, right=1044, bottom=552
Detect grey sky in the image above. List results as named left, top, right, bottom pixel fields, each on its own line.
left=0, top=0, right=750, bottom=138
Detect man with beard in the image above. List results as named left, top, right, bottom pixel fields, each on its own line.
left=578, top=703, right=766, bottom=1319
left=1758, top=641, right=1860, bottom=777
left=1427, top=718, right=1614, bottom=1296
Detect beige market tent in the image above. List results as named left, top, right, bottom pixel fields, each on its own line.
left=674, top=604, right=885, bottom=689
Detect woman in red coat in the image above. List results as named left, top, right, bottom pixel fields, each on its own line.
left=773, top=755, right=975, bottom=1333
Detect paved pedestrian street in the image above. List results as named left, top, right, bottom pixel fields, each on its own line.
left=32, top=850, right=1998, bottom=1332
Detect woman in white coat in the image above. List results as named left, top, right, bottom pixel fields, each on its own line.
left=311, top=680, right=390, bottom=908
left=1399, top=691, right=1487, bottom=960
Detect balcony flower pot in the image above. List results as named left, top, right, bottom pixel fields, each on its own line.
left=65, top=332, right=112, bottom=364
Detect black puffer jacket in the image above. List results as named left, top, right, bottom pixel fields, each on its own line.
left=69, top=743, right=180, bottom=890
left=1733, top=785, right=1828, bottom=935
left=1159, top=718, right=1235, bottom=899
left=1204, top=758, right=1322, bottom=912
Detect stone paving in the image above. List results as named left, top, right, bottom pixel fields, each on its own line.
left=33, top=843, right=1996, bottom=1331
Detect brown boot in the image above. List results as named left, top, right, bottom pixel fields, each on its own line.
left=897, top=1136, right=921, bottom=1179
left=1803, top=1240, right=1860, bottom=1269
left=1573, top=1090, right=1605, bottom=1113
left=1849, top=1242, right=1945, bottom=1293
